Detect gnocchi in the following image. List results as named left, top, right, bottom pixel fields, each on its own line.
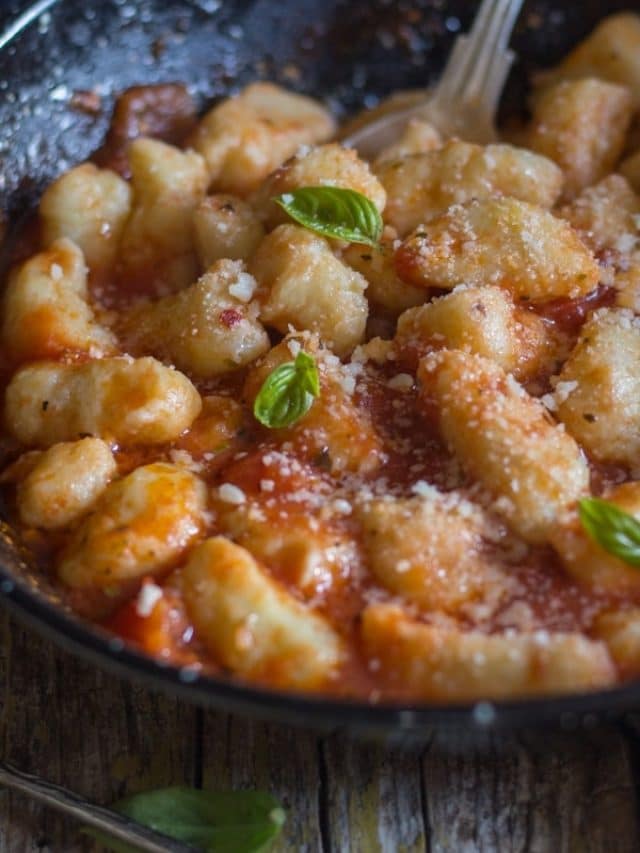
left=118, top=137, right=208, bottom=293
left=395, top=197, right=600, bottom=302
left=394, top=284, right=551, bottom=380
left=5, top=357, right=201, bottom=446
left=418, top=349, right=589, bottom=543
left=357, top=493, right=507, bottom=615
left=17, top=438, right=116, bottom=530
left=376, top=139, right=563, bottom=236
left=251, top=143, right=386, bottom=228
left=527, top=78, right=632, bottom=200
left=119, top=259, right=270, bottom=377
left=40, top=163, right=132, bottom=272
left=193, top=194, right=265, bottom=268
left=2, top=238, right=116, bottom=362
left=551, top=482, right=640, bottom=594
left=182, top=537, right=345, bottom=690
left=59, top=463, right=207, bottom=590
left=554, top=308, right=640, bottom=467
left=361, top=604, right=615, bottom=701
left=250, top=225, right=369, bottom=357
left=4, top=21, right=640, bottom=703
left=191, top=82, right=336, bottom=195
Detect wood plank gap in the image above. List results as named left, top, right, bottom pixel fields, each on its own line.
left=418, top=743, right=432, bottom=853
left=615, top=720, right=640, bottom=833
left=317, top=738, right=332, bottom=853
left=193, top=707, right=204, bottom=789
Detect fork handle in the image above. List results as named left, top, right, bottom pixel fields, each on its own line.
left=0, top=761, right=193, bottom=853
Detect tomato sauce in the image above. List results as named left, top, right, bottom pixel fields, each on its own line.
left=3, top=82, right=639, bottom=702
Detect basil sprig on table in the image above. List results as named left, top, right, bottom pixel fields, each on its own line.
left=272, top=186, right=383, bottom=247
left=578, top=497, right=640, bottom=567
left=85, top=786, right=285, bottom=853
left=253, top=350, right=320, bottom=429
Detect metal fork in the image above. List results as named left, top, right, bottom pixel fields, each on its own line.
left=0, top=761, right=193, bottom=853
left=344, top=0, right=525, bottom=158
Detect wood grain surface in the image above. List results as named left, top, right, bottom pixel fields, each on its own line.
left=0, top=610, right=639, bottom=852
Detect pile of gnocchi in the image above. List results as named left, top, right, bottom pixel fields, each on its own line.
left=5, top=12, right=640, bottom=703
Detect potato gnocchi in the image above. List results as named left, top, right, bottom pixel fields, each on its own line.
left=4, top=16, right=640, bottom=702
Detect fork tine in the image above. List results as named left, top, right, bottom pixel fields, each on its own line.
left=432, top=0, right=498, bottom=102
left=432, top=0, right=523, bottom=107
left=466, top=0, right=507, bottom=44
left=459, top=0, right=524, bottom=103
left=432, top=36, right=471, bottom=103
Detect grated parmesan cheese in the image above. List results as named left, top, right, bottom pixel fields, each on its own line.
left=218, top=483, right=246, bottom=504
left=136, top=582, right=163, bottom=617
left=228, top=272, right=257, bottom=303
left=387, top=373, right=414, bottom=392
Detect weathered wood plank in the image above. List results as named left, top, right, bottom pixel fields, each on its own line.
left=320, top=734, right=427, bottom=853
left=201, top=712, right=323, bottom=853
left=0, top=612, right=198, bottom=852
left=423, top=728, right=640, bottom=853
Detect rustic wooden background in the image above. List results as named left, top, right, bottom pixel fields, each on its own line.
left=1, top=612, right=639, bottom=851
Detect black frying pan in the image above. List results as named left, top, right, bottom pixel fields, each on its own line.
left=1, top=0, right=640, bottom=745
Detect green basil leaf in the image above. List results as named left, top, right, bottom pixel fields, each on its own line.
left=273, top=186, right=383, bottom=246
left=254, top=350, right=320, bottom=429
left=84, top=787, right=285, bottom=853
left=578, top=497, right=640, bottom=568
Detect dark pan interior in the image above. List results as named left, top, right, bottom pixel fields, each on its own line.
left=2, top=0, right=640, bottom=741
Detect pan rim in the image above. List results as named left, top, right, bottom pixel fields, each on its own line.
left=2, top=0, right=640, bottom=735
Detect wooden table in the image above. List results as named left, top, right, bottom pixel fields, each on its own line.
left=1, top=612, right=639, bottom=851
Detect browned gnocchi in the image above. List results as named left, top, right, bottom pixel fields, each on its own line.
left=395, top=197, right=600, bottom=302
left=5, top=13, right=640, bottom=703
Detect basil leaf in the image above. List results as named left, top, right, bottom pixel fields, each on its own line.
left=273, top=186, right=383, bottom=246
left=84, top=787, right=285, bottom=853
left=578, top=497, right=640, bottom=567
left=254, top=351, right=320, bottom=429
